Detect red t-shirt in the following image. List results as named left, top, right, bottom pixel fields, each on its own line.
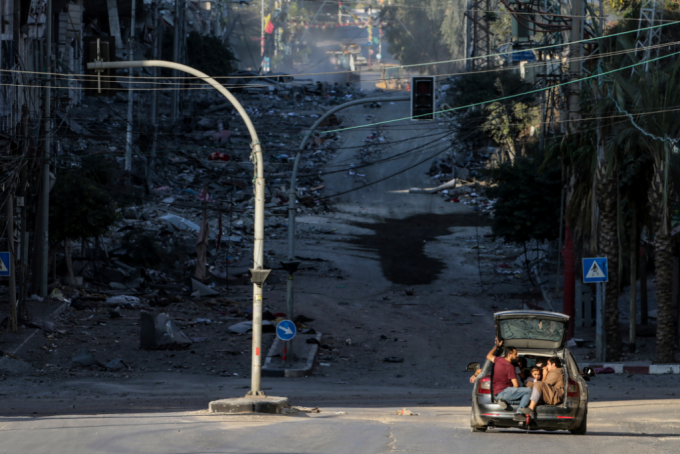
left=492, top=357, right=517, bottom=394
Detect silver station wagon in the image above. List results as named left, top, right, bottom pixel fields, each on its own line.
left=469, top=311, right=590, bottom=434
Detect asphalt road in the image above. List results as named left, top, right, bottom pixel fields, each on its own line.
left=323, top=97, right=453, bottom=216
left=2, top=396, right=679, bottom=454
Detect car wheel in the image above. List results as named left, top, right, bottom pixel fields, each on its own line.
left=471, top=426, right=487, bottom=433
left=570, top=412, right=587, bottom=435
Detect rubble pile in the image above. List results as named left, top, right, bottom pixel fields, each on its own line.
left=54, top=80, right=369, bottom=291
left=4, top=275, right=329, bottom=379
left=356, top=127, right=387, bottom=164
left=0, top=81, right=374, bottom=379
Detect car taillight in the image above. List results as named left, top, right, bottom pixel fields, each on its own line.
left=478, top=376, right=491, bottom=394
left=567, top=379, right=579, bottom=397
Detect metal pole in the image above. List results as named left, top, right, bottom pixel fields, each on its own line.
left=125, top=0, right=137, bottom=172
left=286, top=95, right=408, bottom=320
left=596, top=282, right=606, bottom=362
left=260, top=0, right=265, bottom=58
left=89, top=59, right=266, bottom=396
left=172, top=0, right=181, bottom=121
left=40, top=0, right=52, bottom=297
left=8, top=194, right=17, bottom=332
left=629, top=205, right=637, bottom=353
left=288, top=95, right=408, bottom=261
left=151, top=2, right=159, bottom=172
left=285, top=271, right=293, bottom=363
left=568, top=0, right=582, bottom=127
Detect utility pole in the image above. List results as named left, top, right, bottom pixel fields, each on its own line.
left=260, top=0, right=265, bottom=61
left=172, top=0, right=182, bottom=121
left=8, top=194, right=17, bottom=332
left=40, top=0, right=53, bottom=297
left=266, top=0, right=274, bottom=72
left=568, top=0, right=582, bottom=126
left=150, top=2, right=159, bottom=173
left=465, top=0, right=492, bottom=71
left=338, top=1, right=341, bottom=24
left=595, top=0, right=606, bottom=362
left=634, top=0, right=666, bottom=72
left=286, top=96, right=410, bottom=352
left=629, top=205, right=637, bottom=353
left=125, top=0, right=137, bottom=172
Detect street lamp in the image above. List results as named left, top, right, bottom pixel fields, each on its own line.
left=87, top=59, right=268, bottom=398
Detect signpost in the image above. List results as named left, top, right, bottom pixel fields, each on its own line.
left=0, top=252, right=10, bottom=277
left=276, top=320, right=296, bottom=368
left=583, top=257, right=608, bottom=361
left=276, top=320, right=296, bottom=341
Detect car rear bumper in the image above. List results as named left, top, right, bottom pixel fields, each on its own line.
left=471, top=403, right=585, bottom=431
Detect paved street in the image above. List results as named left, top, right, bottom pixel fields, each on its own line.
left=2, top=393, right=679, bottom=454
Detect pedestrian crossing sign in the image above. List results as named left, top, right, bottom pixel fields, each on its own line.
left=582, top=257, right=608, bottom=283
left=0, top=252, right=10, bottom=277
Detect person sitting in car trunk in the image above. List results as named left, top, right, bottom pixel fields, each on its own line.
left=517, top=357, right=565, bottom=420
left=485, top=342, right=532, bottom=418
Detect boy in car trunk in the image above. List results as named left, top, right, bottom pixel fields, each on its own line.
left=517, top=357, right=565, bottom=420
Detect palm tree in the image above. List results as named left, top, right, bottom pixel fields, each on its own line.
left=606, top=50, right=680, bottom=363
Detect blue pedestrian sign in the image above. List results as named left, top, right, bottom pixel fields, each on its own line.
left=276, top=320, right=296, bottom=341
left=582, top=257, right=608, bottom=283
left=0, top=252, right=10, bottom=277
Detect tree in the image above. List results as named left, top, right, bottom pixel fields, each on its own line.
left=49, top=157, right=122, bottom=278
left=606, top=53, right=680, bottom=363
left=447, top=70, right=537, bottom=158
left=161, top=31, right=236, bottom=77
left=547, top=30, right=680, bottom=362
left=382, top=0, right=463, bottom=73
left=486, top=157, right=562, bottom=244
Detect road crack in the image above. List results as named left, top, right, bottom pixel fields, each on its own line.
left=387, top=424, right=398, bottom=452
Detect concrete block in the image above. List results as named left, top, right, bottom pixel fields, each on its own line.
left=649, top=364, right=680, bottom=374
left=603, top=363, right=624, bottom=374
left=208, top=396, right=289, bottom=414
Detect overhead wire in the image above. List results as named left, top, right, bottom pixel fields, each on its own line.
left=0, top=37, right=674, bottom=96
left=0, top=18, right=677, bottom=84
left=320, top=45, right=680, bottom=133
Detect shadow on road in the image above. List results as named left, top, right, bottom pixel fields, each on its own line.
left=348, top=212, right=490, bottom=285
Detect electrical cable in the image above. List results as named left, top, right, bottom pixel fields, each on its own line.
left=320, top=45, right=680, bottom=133
left=1, top=19, right=676, bottom=82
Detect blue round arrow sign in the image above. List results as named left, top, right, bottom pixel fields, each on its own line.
left=276, top=320, right=296, bottom=341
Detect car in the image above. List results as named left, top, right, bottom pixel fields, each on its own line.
left=468, top=310, right=591, bottom=434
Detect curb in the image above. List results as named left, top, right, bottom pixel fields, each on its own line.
left=583, top=363, right=680, bottom=374
left=208, top=396, right=289, bottom=414
left=262, top=332, right=322, bottom=378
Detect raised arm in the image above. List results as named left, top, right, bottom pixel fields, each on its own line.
left=486, top=338, right=503, bottom=363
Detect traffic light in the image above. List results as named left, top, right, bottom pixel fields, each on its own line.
left=411, top=76, right=435, bottom=120
left=83, top=37, right=116, bottom=96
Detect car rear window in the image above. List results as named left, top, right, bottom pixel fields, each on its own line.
left=499, top=318, right=564, bottom=342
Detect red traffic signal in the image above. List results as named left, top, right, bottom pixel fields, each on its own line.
left=411, top=76, right=435, bottom=120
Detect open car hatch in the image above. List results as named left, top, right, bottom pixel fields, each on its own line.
left=494, top=311, right=570, bottom=350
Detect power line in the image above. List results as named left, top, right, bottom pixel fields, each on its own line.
left=1, top=19, right=677, bottom=83
left=321, top=45, right=680, bottom=133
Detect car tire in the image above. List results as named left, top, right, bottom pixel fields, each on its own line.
left=471, top=426, right=487, bottom=433
left=570, top=412, right=587, bottom=435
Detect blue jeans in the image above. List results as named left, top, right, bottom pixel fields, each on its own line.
left=495, top=387, right=531, bottom=409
